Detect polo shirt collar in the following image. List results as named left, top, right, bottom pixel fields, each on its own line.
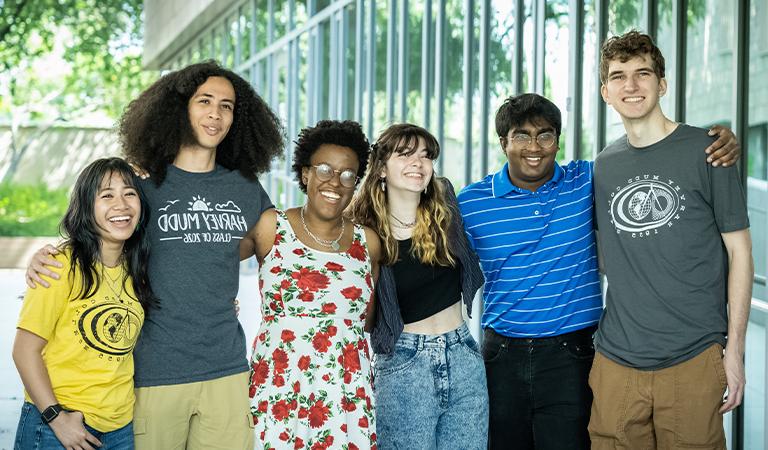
left=491, top=162, right=565, bottom=197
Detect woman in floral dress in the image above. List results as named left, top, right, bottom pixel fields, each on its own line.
left=240, top=120, right=381, bottom=450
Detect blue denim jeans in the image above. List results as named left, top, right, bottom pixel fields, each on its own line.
left=483, top=326, right=596, bottom=450
left=373, top=323, right=489, bottom=450
left=15, top=402, right=134, bottom=450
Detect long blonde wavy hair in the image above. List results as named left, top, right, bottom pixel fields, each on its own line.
left=349, top=123, right=455, bottom=267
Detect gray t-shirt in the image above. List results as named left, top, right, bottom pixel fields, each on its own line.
left=134, top=164, right=272, bottom=387
left=593, top=124, right=749, bottom=370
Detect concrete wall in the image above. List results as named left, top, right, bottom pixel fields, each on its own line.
left=143, top=0, right=238, bottom=69
left=0, top=125, right=121, bottom=189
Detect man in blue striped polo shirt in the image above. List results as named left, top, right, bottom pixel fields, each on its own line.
left=457, top=93, right=738, bottom=450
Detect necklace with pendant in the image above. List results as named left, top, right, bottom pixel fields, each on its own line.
left=102, top=264, right=125, bottom=302
left=300, top=206, right=345, bottom=251
left=390, top=213, right=416, bottom=229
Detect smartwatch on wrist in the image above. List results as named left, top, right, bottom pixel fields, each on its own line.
left=41, top=404, right=64, bottom=424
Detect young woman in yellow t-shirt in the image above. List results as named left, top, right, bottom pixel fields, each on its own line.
left=13, top=157, right=155, bottom=450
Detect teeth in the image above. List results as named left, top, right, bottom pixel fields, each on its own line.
left=320, top=191, right=340, bottom=199
left=109, top=216, right=131, bottom=222
left=524, top=157, right=542, bottom=161
left=624, top=97, right=643, bottom=103
left=405, top=173, right=423, bottom=178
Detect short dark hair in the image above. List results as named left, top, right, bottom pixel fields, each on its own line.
left=495, top=93, right=562, bottom=139
left=119, top=60, right=284, bottom=186
left=291, top=120, right=370, bottom=193
left=600, top=30, right=665, bottom=84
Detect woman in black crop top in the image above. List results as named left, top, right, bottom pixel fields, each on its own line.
left=350, top=123, right=487, bottom=449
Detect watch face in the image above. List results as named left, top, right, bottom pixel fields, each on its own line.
left=42, top=404, right=61, bottom=423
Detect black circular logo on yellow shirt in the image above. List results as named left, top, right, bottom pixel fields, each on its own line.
left=77, top=304, right=141, bottom=356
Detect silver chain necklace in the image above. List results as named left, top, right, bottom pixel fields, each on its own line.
left=300, top=206, right=345, bottom=251
left=390, top=213, right=416, bottom=229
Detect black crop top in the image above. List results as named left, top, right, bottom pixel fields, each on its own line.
left=391, top=238, right=462, bottom=324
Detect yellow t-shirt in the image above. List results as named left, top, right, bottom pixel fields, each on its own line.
left=18, top=250, right=145, bottom=432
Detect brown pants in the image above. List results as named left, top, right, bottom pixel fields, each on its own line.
left=588, top=344, right=727, bottom=450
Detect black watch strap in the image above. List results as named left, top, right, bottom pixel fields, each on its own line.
left=41, top=404, right=64, bottom=424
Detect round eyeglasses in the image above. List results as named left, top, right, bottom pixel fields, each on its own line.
left=507, top=132, right=557, bottom=148
left=310, top=163, right=359, bottom=188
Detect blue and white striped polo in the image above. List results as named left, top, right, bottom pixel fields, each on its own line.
left=458, top=160, right=603, bottom=338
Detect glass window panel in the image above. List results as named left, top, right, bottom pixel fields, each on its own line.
left=487, top=0, right=517, bottom=175
left=372, top=0, right=388, bottom=135
left=580, top=0, right=597, bottom=160
left=656, top=0, right=676, bottom=119
left=240, top=4, right=252, bottom=62
left=441, top=0, right=467, bottom=186
left=344, top=4, right=357, bottom=121
left=254, top=0, right=269, bottom=51
left=274, top=0, right=288, bottom=37
left=227, top=15, right=237, bottom=67
left=406, top=1, right=424, bottom=125
left=745, top=306, right=768, bottom=449
left=544, top=0, right=569, bottom=163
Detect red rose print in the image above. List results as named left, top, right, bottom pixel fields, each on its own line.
left=251, top=359, right=269, bottom=386
left=325, top=436, right=334, bottom=446
left=356, top=387, right=366, bottom=399
left=270, top=266, right=281, bottom=274
left=349, top=444, right=359, bottom=450
left=271, top=400, right=290, bottom=421
left=358, top=416, right=369, bottom=428
left=273, top=293, right=282, bottom=302
left=281, top=330, right=296, bottom=343
left=310, top=443, right=325, bottom=450
left=272, top=348, right=289, bottom=373
left=365, top=272, right=372, bottom=288
left=279, top=431, right=290, bottom=441
left=289, top=399, right=298, bottom=410
left=326, top=325, right=337, bottom=336
left=291, top=268, right=330, bottom=291
left=280, top=279, right=291, bottom=290
left=272, top=374, right=285, bottom=387
left=298, top=355, right=311, bottom=371
left=324, top=261, right=345, bottom=272
left=274, top=249, right=282, bottom=258
left=341, top=396, right=357, bottom=412
left=274, top=233, right=282, bottom=245
left=347, top=240, right=366, bottom=261
left=343, top=372, right=352, bottom=384
left=298, top=407, right=308, bottom=418
left=258, top=401, right=268, bottom=413
left=298, top=290, right=314, bottom=302
left=252, top=414, right=258, bottom=425
left=321, top=303, right=337, bottom=314
left=293, top=381, right=301, bottom=393
left=322, top=374, right=331, bottom=382
left=341, top=343, right=361, bottom=373
left=293, top=248, right=305, bottom=256
left=312, top=332, right=332, bottom=353
left=341, top=424, right=347, bottom=433
left=294, top=437, right=304, bottom=449
left=249, top=382, right=256, bottom=397
left=344, top=319, right=353, bottom=327
left=308, top=400, right=330, bottom=428
left=341, top=286, right=362, bottom=300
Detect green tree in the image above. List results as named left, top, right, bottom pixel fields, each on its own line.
left=0, top=0, right=157, bottom=182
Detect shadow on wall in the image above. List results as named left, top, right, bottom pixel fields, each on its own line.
left=0, top=125, right=122, bottom=189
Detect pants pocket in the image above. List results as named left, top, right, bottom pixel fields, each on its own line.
left=133, top=418, right=146, bottom=435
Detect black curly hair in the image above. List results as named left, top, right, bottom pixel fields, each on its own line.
left=291, top=120, right=370, bottom=193
left=119, top=60, right=284, bottom=186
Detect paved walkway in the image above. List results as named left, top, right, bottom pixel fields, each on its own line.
left=0, top=265, right=263, bottom=449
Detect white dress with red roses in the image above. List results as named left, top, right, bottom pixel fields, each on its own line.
left=249, top=210, right=377, bottom=450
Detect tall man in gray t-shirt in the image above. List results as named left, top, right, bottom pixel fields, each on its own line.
left=589, top=31, right=753, bottom=449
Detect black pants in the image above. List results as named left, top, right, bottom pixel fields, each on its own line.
left=483, top=326, right=596, bottom=450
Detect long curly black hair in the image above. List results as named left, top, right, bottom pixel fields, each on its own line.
left=291, top=120, right=370, bottom=193
left=119, top=60, right=284, bottom=186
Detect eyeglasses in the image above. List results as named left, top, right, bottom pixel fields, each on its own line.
left=505, top=132, right=557, bottom=148
left=310, top=163, right=359, bottom=188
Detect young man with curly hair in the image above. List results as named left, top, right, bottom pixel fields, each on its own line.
left=26, top=61, right=284, bottom=449
left=590, top=31, right=753, bottom=449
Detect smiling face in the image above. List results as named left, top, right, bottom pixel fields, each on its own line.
left=187, top=76, right=236, bottom=151
left=601, top=53, right=666, bottom=123
left=94, top=171, right=141, bottom=250
left=301, top=144, right=360, bottom=221
left=501, top=119, right=559, bottom=192
left=382, top=137, right=434, bottom=195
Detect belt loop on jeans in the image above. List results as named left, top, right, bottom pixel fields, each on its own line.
left=417, top=334, right=425, bottom=351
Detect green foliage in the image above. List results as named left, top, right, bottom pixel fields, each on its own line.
left=0, top=183, right=69, bottom=236
left=0, top=0, right=157, bottom=122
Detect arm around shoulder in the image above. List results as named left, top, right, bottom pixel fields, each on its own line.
left=240, top=208, right=277, bottom=263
